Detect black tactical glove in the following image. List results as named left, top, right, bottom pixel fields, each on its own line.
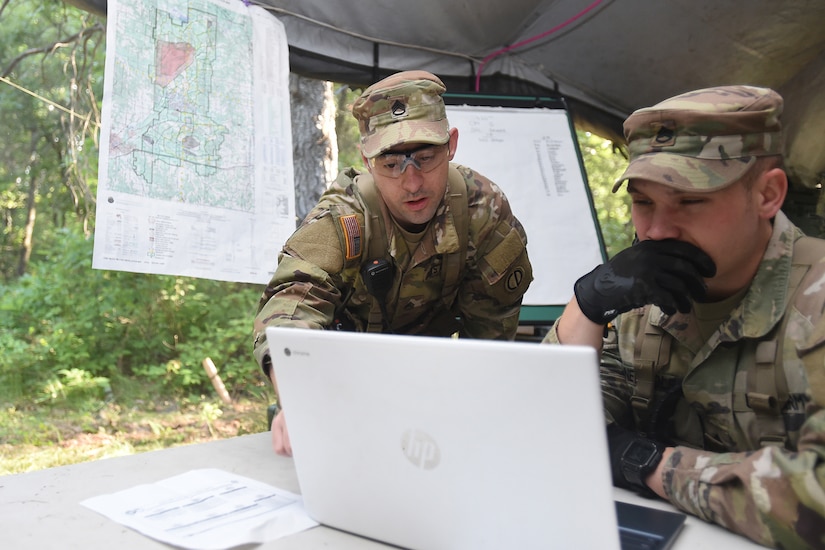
left=606, top=423, right=665, bottom=498
left=574, top=239, right=716, bottom=324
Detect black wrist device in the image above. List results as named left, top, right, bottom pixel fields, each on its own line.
left=620, top=438, right=665, bottom=493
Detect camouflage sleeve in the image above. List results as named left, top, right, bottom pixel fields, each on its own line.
left=456, top=168, right=533, bottom=340
left=542, top=321, right=562, bottom=344
left=252, top=208, right=351, bottom=375
left=662, top=406, right=825, bottom=548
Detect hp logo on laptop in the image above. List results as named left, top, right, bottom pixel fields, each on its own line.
left=400, top=429, right=441, bottom=470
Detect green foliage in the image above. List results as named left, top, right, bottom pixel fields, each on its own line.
left=0, top=0, right=105, bottom=250
left=0, top=226, right=265, bottom=407
left=576, top=130, right=634, bottom=257
left=38, top=368, right=111, bottom=409
left=0, top=0, right=105, bottom=280
left=166, top=317, right=260, bottom=390
left=335, top=84, right=365, bottom=171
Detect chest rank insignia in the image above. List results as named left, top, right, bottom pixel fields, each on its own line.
left=339, top=214, right=362, bottom=260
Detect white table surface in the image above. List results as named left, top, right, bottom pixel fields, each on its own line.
left=1, top=431, right=759, bottom=549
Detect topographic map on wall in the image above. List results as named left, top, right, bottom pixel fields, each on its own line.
left=93, top=0, right=294, bottom=283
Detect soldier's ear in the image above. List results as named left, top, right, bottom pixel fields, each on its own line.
left=361, top=154, right=373, bottom=173
left=447, top=128, right=459, bottom=160
left=755, top=167, right=787, bottom=220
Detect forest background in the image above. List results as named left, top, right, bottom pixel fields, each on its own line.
left=0, top=0, right=631, bottom=474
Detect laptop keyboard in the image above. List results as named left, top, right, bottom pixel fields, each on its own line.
left=614, top=501, right=685, bottom=550
left=618, top=527, right=664, bottom=550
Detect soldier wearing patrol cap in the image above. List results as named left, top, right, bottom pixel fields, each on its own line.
left=545, top=85, right=825, bottom=548
left=254, top=70, right=533, bottom=457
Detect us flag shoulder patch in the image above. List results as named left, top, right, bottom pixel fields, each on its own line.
left=339, top=214, right=362, bottom=260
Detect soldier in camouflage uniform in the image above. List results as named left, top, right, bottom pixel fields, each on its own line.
left=254, top=70, right=533, bottom=456
left=544, top=85, right=825, bottom=548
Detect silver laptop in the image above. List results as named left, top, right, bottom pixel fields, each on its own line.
left=267, top=327, right=682, bottom=550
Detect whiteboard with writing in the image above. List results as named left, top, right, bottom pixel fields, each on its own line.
left=446, top=104, right=604, bottom=307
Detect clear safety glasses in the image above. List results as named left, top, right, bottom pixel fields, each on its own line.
left=370, top=143, right=449, bottom=178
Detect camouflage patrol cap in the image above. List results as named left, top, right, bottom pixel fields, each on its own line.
left=351, top=70, right=451, bottom=159
left=613, top=85, right=784, bottom=193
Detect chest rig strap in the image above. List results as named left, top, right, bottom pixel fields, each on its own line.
left=440, top=166, right=469, bottom=306
left=631, top=314, right=671, bottom=416
left=744, top=338, right=788, bottom=447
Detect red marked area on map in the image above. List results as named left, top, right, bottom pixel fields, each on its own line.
left=155, top=41, right=195, bottom=87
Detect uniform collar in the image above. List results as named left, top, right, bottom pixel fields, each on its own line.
left=653, top=211, right=797, bottom=355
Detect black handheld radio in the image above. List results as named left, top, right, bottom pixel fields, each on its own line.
left=362, top=259, right=393, bottom=300
left=361, top=259, right=394, bottom=332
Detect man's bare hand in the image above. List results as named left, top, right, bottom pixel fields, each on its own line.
left=270, top=410, right=292, bottom=457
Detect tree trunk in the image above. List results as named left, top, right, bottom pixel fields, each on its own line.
left=17, top=170, right=37, bottom=277
left=289, top=74, right=338, bottom=224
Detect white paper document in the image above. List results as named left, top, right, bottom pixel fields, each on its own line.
left=80, top=468, right=318, bottom=549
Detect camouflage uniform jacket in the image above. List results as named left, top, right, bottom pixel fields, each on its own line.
left=253, top=163, right=533, bottom=374
left=546, top=211, right=825, bottom=548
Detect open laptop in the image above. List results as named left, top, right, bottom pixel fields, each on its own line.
left=267, top=327, right=685, bottom=550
